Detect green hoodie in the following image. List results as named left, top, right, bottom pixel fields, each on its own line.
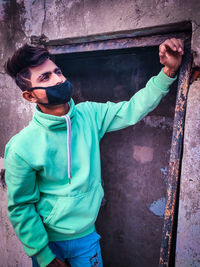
left=4, top=69, right=176, bottom=267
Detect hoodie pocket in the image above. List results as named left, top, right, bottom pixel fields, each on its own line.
left=44, top=183, right=104, bottom=235
left=36, top=194, right=59, bottom=224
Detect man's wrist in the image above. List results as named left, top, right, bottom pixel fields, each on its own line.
left=163, top=66, right=177, bottom=78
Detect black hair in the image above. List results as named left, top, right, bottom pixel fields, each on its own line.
left=4, top=44, right=50, bottom=91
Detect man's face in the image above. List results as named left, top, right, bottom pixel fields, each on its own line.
left=28, top=58, right=66, bottom=104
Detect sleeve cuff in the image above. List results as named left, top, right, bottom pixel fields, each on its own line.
left=36, top=245, right=56, bottom=267
left=152, top=67, right=177, bottom=92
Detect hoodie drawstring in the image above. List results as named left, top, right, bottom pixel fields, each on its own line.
left=63, top=115, right=72, bottom=184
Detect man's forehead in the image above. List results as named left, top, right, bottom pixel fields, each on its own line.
left=29, top=59, right=58, bottom=77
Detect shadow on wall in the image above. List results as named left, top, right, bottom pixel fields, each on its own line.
left=0, top=169, right=6, bottom=189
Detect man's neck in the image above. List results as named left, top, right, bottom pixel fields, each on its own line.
left=37, top=102, right=70, bottom=116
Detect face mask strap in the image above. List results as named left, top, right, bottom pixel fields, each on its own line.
left=29, top=90, right=49, bottom=106
left=27, top=86, right=47, bottom=92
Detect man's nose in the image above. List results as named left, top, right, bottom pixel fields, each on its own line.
left=52, top=72, right=64, bottom=84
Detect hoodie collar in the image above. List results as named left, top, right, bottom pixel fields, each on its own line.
left=32, top=98, right=76, bottom=130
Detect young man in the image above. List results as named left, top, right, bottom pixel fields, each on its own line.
left=4, top=38, right=184, bottom=267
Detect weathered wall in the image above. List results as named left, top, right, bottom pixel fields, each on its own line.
left=0, top=0, right=200, bottom=266
left=175, top=80, right=200, bottom=267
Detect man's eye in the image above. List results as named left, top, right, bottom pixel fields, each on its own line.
left=41, top=75, right=49, bottom=81
left=56, top=69, right=62, bottom=75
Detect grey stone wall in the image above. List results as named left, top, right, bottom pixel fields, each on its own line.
left=175, top=80, right=200, bottom=267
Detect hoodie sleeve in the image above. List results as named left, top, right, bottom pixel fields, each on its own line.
left=4, top=145, right=56, bottom=267
left=90, top=68, right=177, bottom=139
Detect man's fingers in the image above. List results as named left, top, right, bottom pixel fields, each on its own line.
left=159, top=45, right=167, bottom=59
left=159, top=38, right=184, bottom=57
left=170, top=38, right=181, bottom=50
left=163, top=39, right=178, bottom=52
left=170, top=38, right=184, bottom=54
left=177, top=38, right=184, bottom=54
left=159, top=43, right=167, bottom=54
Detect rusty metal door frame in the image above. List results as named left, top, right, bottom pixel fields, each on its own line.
left=33, top=29, right=192, bottom=266
left=159, top=37, right=192, bottom=267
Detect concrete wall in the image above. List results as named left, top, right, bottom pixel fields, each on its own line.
left=175, top=80, right=200, bottom=267
left=0, top=0, right=200, bottom=266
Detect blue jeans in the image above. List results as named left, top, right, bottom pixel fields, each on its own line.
left=32, top=231, right=103, bottom=267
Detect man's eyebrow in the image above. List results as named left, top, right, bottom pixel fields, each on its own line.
left=37, top=67, right=61, bottom=81
left=37, top=71, right=51, bottom=81
left=54, top=67, right=61, bottom=71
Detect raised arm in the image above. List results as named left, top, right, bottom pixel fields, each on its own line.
left=88, top=38, right=184, bottom=139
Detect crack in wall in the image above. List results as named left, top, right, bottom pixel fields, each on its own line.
left=41, top=0, right=47, bottom=35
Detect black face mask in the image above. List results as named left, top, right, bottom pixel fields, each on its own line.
left=28, top=80, right=73, bottom=106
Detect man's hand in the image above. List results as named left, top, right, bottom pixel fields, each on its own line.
left=47, top=257, right=70, bottom=267
left=159, top=38, right=184, bottom=77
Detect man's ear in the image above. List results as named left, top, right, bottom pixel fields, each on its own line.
left=22, top=91, right=37, bottom=103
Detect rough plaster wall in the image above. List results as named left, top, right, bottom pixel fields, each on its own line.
left=0, top=184, right=31, bottom=267
left=0, top=0, right=200, bottom=266
left=18, top=0, right=200, bottom=67
left=175, top=80, right=200, bottom=267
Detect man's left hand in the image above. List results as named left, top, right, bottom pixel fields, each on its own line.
left=159, top=38, right=184, bottom=77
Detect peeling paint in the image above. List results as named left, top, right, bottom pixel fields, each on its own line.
left=150, top=197, right=166, bottom=218
left=159, top=41, right=192, bottom=266
left=133, top=145, right=154, bottom=163
left=160, top=166, right=168, bottom=176
left=160, top=166, right=169, bottom=186
left=143, top=116, right=173, bottom=129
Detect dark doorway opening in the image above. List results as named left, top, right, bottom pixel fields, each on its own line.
left=53, top=47, right=174, bottom=267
